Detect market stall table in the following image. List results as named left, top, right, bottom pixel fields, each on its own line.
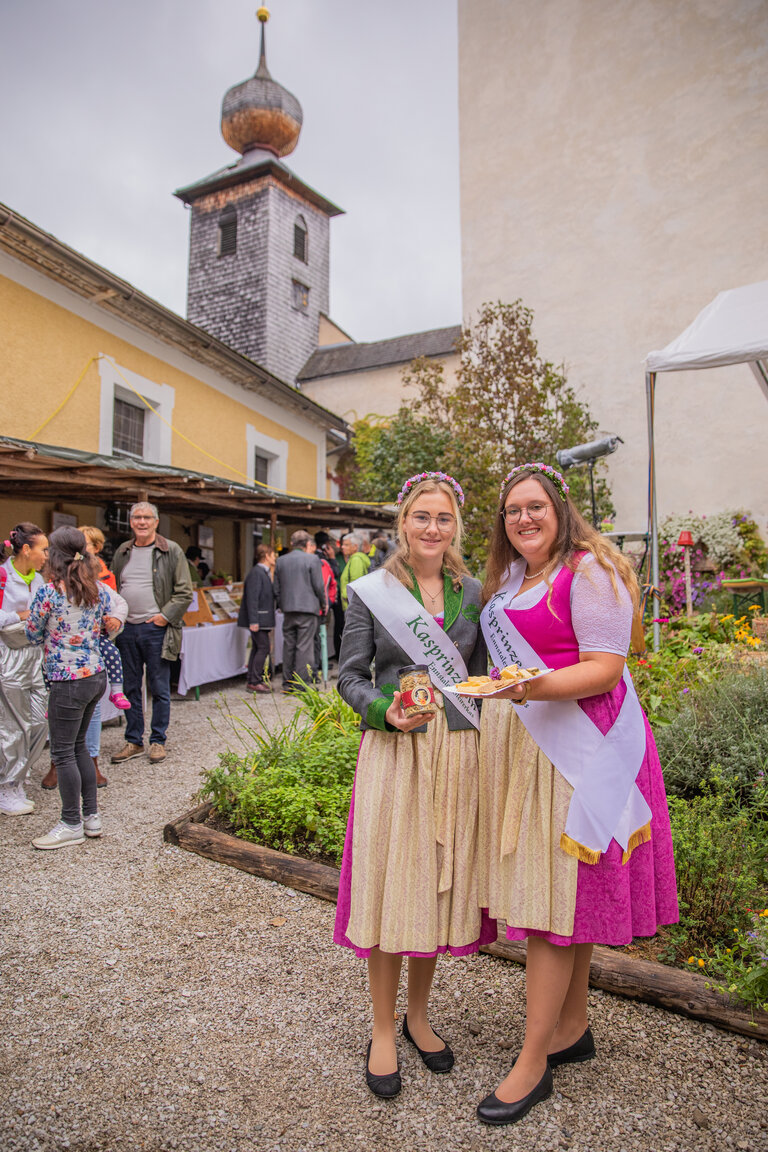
left=177, top=616, right=285, bottom=698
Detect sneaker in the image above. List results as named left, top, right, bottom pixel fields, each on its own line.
left=148, top=743, right=166, bottom=764
left=108, top=692, right=131, bottom=710
left=0, top=785, right=35, bottom=815
left=83, top=813, right=102, bottom=838
left=14, top=783, right=35, bottom=812
left=32, top=821, right=85, bottom=850
left=110, top=742, right=145, bottom=764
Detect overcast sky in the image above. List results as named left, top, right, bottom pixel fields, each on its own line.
left=0, top=0, right=461, bottom=344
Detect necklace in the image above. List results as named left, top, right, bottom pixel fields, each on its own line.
left=416, top=578, right=444, bottom=607
left=522, top=564, right=549, bottom=581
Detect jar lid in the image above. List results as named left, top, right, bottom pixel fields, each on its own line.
left=398, top=664, right=429, bottom=676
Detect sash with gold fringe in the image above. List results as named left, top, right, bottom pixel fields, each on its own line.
left=481, top=560, right=651, bottom=863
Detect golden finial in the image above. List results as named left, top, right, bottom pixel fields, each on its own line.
left=257, top=6, right=270, bottom=22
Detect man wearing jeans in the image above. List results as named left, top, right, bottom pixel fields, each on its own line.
left=273, top=530, right=325, bottom=693
left=110, top=503, right=193, bottom=764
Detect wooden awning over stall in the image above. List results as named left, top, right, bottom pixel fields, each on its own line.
left=0, top=437, right=391, bottom=530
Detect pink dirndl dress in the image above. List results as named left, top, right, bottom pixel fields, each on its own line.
left=479, top=561, right=678, bottom=947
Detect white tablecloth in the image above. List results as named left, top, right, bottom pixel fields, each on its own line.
left=177, top=622, right=249, bottom=696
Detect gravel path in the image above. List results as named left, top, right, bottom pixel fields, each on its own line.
left=1, top=678, right=766, bottom=1152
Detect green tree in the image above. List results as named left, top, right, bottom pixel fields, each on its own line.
left=341, top=301, right=614, bottom=565
left=335, top=403, right=450, bottom=504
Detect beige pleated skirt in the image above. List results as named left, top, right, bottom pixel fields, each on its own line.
left=478, top=698, right=578, bottom=938
left=341, top=703, right=493, bottom=956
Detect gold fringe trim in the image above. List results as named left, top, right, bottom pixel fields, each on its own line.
left=559, top=833, right=602, bottom=865
left=621, top=821, right=652, bottom=865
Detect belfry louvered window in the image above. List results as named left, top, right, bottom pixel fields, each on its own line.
left=218, top=208, right=237, bottom=256
left=293, top=216, right=308, bottom=263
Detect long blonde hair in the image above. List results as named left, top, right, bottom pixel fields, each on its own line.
left=482, top=470, right=640, bottom=609
left=385, top=478, right=469, bottom=591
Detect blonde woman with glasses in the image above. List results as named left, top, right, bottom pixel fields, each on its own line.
left=334, top=471, right=494, bottom=1099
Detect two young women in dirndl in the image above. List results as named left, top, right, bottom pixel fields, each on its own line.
left=334, top=465, right=678, bottom=1125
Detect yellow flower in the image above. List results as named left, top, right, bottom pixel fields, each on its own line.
left=749, top=605, right=760, bottom=611
left=726, top=948, right=732, bottom=953
left=698, top=958, right=705, bottom=968
left=687, top=956, right=695, bottom=964
left=720, top=614, right=734, bottom=621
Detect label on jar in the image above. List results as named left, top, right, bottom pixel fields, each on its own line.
left=400, top=684, right=435, bottom=712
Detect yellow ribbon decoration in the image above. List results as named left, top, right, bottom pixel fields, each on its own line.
left=28, top=354, right=393, bottom=508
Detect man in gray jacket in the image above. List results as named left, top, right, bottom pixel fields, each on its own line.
left=274, top=530, right=325, bottom=693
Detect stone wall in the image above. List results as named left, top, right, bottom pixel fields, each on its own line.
left=186, top=176, right=330, bottom=387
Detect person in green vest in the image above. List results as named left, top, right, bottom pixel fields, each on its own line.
left=339, top=533, right=370, bottom=610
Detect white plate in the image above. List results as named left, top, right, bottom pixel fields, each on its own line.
left=442, top=667, right=554, bottom=698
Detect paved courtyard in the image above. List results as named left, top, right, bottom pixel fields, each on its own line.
left=1, top=678, right=766, bottom=1152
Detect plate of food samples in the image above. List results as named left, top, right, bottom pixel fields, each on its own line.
left=443, top=663, right=553, bottom=697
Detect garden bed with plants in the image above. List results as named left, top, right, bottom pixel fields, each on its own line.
left=167, top=602, right=768, bottom=1038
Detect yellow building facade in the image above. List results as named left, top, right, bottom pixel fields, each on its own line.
left=0, top=207, right=365, bottom=577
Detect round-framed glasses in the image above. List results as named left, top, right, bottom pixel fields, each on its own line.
left=501, top=502, right=551, bottom=525
left=408, top=512, right=456, bottom=533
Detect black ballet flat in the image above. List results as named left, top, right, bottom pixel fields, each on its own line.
left=365, top=1040, right=401, bottom=1099
left=402, top=1013, right=455, bottom=1073
left=476, top=1064, right=553, bottom=1126
left=548, top=1026, right=596, bottom=1068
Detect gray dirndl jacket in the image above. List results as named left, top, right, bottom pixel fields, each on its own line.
left=337, top=572, right=487, bottom=733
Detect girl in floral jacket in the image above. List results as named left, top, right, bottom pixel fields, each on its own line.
left=26, top=527, right=121, bottom=850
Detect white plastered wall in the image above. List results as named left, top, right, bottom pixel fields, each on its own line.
left=458, top=0, right=768, bottom=531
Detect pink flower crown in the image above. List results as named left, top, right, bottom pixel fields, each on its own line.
left=499, top=462, right=570, bottom=501
left=396, top=471, right=465, bottom=507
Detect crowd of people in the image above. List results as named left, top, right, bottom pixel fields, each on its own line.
left=1, top=471, right=678, bottom=1128
left=0, top=504, right=392, bottom=845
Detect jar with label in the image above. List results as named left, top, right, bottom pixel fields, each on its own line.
left=398, top=664, right=435, bottom=717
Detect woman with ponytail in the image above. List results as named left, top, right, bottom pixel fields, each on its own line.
left=0, top=523, right=49, bottom=815
left=25, top=527, right=120, bottom=850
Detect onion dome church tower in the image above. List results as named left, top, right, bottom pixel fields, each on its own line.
left=175, top=7, right=343, bottom=386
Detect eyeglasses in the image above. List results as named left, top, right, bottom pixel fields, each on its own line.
left=408, top=512, right=456, bottom=532
left=501, top=502, right=551, bottom=525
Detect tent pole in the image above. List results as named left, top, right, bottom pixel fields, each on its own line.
left=646, top=371, right=660, bottom=651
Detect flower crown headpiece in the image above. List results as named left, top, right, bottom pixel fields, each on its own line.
left=396, top=471, right=465, bottom=507
left=499, top=462, right=570, bottom=501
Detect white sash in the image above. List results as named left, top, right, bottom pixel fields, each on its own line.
left=481, top=560, right=651, bottom=858
left=349, top=569, right=480, bottom=731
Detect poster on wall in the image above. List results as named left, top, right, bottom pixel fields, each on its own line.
left=51, top=512, right=77, bottom=531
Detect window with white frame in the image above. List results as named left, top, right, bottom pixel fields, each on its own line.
left=246, top=425, right=287, bottom=493
left=99, top=359, right=174, bottom=466
left=112, top=397, right=146, bottom=459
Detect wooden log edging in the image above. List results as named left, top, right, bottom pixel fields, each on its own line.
left=163, top=807, right=768, bottom=1042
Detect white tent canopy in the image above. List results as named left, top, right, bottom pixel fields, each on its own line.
left=647, top=278, right=768, bottom=376
left=643, top=280, right=768, bottom=647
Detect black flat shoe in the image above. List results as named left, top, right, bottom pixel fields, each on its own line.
left=402, top=1013, right=455, bottom=1073
left=548, top=1026, right=595, bottom=1068
left=476, top=1065, right=553, bottom=1126
left=365, top=1040, right=401, bottom=1098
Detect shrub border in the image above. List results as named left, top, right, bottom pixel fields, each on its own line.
left=164, top=803, right=767, bottom=1042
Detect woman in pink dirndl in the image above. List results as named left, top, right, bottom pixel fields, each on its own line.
left=475, top=464, right=678, bottom=1127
